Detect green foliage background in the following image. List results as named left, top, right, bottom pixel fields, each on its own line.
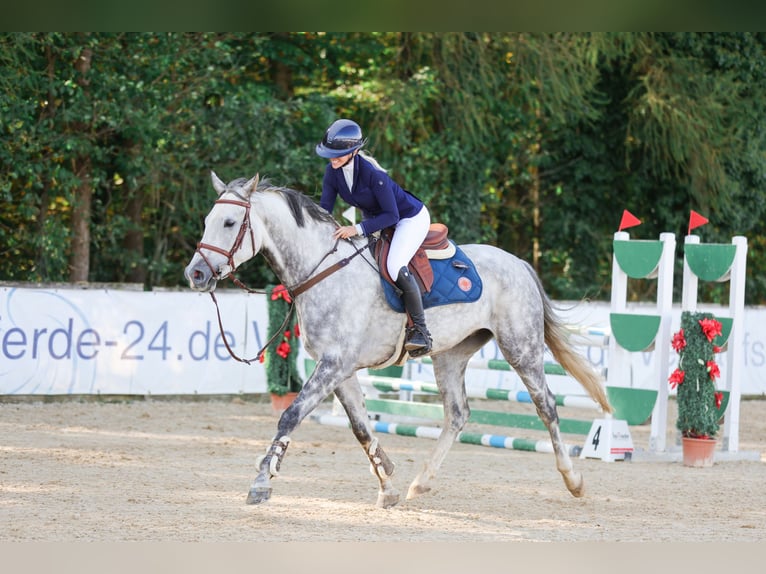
left=2, top=32, right=765, bottom=304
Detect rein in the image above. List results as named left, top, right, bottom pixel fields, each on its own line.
left=196, top=194, right=370, bottom=364
left=208, top=290, right=291, bottom=365
left=287, top=238, right=370, bottom=297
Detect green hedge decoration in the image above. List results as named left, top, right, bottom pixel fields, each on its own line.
left=266, top=284, right=303, bottom=396
left=671, top=311, right=725, bottom=439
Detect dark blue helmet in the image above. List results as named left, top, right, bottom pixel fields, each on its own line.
left=315, top=119, right=366, bottom=158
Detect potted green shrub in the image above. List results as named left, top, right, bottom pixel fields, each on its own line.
left=264, top=284, right=303, bottom=415
left=668, top=310, right=725, bottom=467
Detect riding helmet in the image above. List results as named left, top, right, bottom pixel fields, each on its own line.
left=315, top=119, right=367, bottom=158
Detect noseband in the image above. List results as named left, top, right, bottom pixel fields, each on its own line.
left=195, top=197, right=255, bottom=278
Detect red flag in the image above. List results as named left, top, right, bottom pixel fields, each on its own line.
left=618, top=210, right=642, bottom=232
left=688, top=210, right=709, bottom=235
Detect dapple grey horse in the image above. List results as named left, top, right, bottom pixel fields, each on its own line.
left=184, top=172, right=613, bottom=508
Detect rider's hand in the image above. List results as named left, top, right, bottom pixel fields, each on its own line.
left=332, top=225, right=359, bottom=240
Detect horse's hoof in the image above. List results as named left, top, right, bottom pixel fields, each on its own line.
left=376, top=490, right=400, bottom=509
left=566, top=473, right=585, bottom=498
left=246, top=486, right=272, bottom=505
left=406, top=482, right=431, bottom=500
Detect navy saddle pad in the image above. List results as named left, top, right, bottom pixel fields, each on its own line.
left=381, top=242, right=483, bottom=312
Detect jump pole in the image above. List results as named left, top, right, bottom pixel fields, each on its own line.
left=412, top=349, right=657, bottom=427
left=361, top=396, right=595, bottom=435
left=312, top=364, right=598, bottom=456
left=358, top=374, right=605, bottom=411
left=312, top=413, right=582, bottom=456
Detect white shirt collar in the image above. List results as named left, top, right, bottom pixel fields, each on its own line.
left=342, top=160, right=354, bottom=192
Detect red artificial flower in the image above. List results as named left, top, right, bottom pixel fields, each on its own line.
left=271, top=284, right=292, bottom=303
left=668, top=368, right=685, bottom=390
left=699, top=318, right=722, bottom=343
left=714, top=391, right=724, bottom=409
left=671, top=329, right=686, bottom=353
left=707, top=360, right=720, bottom=380
left=284, top=330, right=291, bottom=339
left=276, top=341, right=291, bottom=359
left=713, top=346, right=722, bottom=354
left=294, top=323, right=300, bottom=337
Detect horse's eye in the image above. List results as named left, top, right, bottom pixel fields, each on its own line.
left=224, top=219, right=236, bottom=228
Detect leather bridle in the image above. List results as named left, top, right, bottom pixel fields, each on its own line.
left=193, top=195, right=270, bottom=365
left=195, top=197, right=256, bottom=279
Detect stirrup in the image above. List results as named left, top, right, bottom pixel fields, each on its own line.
left=405, top=326, right=432, bottom=357
left=407, top=343, right=431, bottom=358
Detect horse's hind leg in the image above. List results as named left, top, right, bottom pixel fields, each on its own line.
left=514, top=362, right=584, bottom=497
left=407, top=354, right=471, bottom=500
left=334, top=375, right=400, bottom=508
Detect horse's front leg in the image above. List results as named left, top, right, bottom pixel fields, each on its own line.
left=407, top=354, right=471, bottom=500
left=246, top=359, right=338, bottom=505
left=334, top=374, right=400, bottom=508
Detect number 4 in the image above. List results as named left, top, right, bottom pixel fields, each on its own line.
left=591, top=425, right=602, bottom=450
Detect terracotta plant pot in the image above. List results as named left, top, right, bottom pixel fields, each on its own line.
left=270, top=392, right=298, bottom=416
left=682, top=437, right=716, bottom=468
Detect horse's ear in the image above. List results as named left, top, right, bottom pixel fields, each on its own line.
left=243, top=173, right=260, bottom=196
left=210, top=171, right=227, bottom=196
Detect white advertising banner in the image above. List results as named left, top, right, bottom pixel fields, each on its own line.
left=2, top=285, right=766, bottom=397
left=0, top=285, right=270, bottom=395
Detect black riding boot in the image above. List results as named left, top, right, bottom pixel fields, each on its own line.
left=395, top=267, right=432, bottom=357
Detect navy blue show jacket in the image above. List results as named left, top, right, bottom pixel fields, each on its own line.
left=319, top=154, right=424, bottom=237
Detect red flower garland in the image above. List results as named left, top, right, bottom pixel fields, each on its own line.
left=266, top=284, right=303, bottom=396
left=271, top=285, right=298, bottom=361
left=668, top=368, right=685, bottom=390
left=699, top=317, right=722, bottom=342
left=276, top=340, right=291, bottom=359
left=670, top=315, right=724, bottom=417
left=671, top=328, right=686, bottom=353
left=714, top=391, right=724, bottom=409
left=271, top=284, right=292, bottom=303
left=706, top=360, right=720, bottom=380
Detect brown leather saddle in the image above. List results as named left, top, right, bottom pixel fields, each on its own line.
left=374, top=223, right=453, bottom=292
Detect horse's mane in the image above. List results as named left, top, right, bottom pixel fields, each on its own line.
left=229, top=177, right=336, bottom=229
left=226, top=177, right=337, bottom=231
left=275, top=185, right=336, bottom=229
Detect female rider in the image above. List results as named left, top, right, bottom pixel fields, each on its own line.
left=315, top=118, right=432, bottom=357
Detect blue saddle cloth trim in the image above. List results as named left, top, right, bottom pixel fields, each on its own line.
left=382, top=242, right=483, bottom=312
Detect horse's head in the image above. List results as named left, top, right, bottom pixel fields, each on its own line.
left=184, top=171, right=261, bottom=292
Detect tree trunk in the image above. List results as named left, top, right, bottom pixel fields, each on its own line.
left=69, top=157, right=92, bottom=282
left=270, top=33, right=294, bottom=99
left=68, top=44, right=93, bottom=283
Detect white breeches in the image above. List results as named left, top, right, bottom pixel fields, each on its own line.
left=386, top=206, right=431, bottom=279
